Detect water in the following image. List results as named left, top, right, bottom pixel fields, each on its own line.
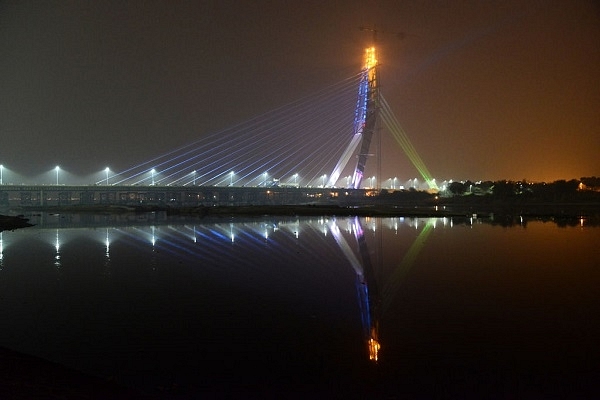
left=0, top=213, right=598, bottom=398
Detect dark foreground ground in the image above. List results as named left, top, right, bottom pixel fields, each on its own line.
left=0, top=347, right=153, bottom=399
left=0, top=346, right=389, bottom=399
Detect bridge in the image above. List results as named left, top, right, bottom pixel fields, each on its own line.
left=0, top=45, right=439, bottom=208
left=0, top=184, right=374, bottom=208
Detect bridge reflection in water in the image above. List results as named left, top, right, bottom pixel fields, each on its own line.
left=1, top=212, right=437, bottom=369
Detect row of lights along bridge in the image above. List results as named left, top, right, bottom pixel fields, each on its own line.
left=0, top=165, right=440, bottom=191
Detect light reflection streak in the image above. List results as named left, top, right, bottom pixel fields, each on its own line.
left=103, top=228, right=112, bottom=276
left=54, top=229, right=61, bottom=267
left=381, top=219, right=435, bottom=314
left=105, top=228, right=110, bottom=257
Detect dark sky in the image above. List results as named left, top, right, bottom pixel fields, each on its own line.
left=1, top=0, right=598, bottom=183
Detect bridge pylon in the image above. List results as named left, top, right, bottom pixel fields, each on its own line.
left=327, top=46, right=380, bottom=189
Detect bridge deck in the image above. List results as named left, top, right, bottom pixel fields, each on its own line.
left=0, top=185, right=374, bottom=207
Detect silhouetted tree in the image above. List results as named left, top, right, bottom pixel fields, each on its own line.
left=552, top=179, right=579, bottom=201
left=492, top=181, right=516, bottom=198
left=448, top=181, right=466, bottom=196
left=581, top=176, right=600, bottom=189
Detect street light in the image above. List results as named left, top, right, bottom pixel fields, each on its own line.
left=151, top=168, right=156, bottom=186
left=55, top=166, right=60, bottom=185
left=105, top=167, right=110, bottom=186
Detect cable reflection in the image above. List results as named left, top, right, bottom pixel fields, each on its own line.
left=1, top=214, right=444, bottom=363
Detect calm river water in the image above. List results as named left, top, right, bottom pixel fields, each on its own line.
left=0, top=212, right=598, bottom=398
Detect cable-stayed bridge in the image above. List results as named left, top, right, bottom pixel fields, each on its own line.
left=0, top=47, right=438, bottom=207
left=108, top=47, right=436, bottom=190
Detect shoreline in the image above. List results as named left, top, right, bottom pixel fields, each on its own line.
left=4, top=201, right=599, bottom=220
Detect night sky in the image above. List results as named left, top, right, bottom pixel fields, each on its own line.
left=1, top=1, right=598, bottom=183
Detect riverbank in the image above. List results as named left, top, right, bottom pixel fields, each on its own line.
left=10, top=203, right=480, bottom=218
left=7, top=201, right=600, bottom=222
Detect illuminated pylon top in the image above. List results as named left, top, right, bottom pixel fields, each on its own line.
left=365, top=47, right=377, bottom=79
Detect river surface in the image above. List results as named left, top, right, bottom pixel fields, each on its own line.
left=0, top=212, right=598, bottom=398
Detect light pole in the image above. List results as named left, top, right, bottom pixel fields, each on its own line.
left=105, top=167, right=110, bottom=186
left=55, top=166, right=60, bottom=185
left=151, top=169, right=156, bottom=186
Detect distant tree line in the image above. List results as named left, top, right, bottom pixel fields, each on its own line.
left=442, top=177, right=600, bottom=202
